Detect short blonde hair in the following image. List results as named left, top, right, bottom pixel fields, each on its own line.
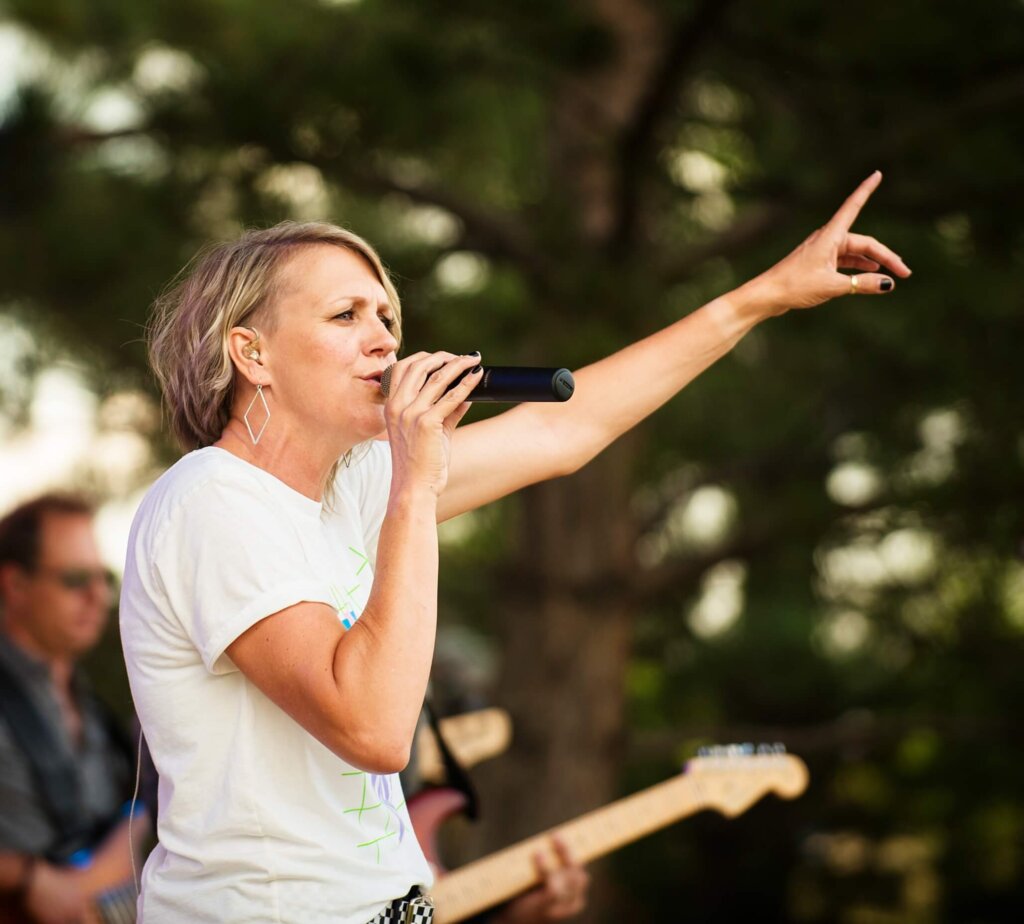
left=148, top=221, right=403, bottom=451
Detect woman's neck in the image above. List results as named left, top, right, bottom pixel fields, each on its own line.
left=213, top=418, right=354, bottom=502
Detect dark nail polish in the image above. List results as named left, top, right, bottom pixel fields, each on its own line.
left=472, top=364, right=482, bottom=373
left=880, top=279, right=893, bottom=292
left=469, top=350, right=481, bottom=357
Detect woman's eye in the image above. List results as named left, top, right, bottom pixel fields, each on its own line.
left=333, top=310, right=355, bottom=321
left=379, top=315, right=396, bottom=330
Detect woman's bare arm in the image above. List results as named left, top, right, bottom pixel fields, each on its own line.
left=439, top=172, right=910, bottom=523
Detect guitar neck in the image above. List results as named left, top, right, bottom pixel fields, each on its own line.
left=430, top=773, right=708, bottom=923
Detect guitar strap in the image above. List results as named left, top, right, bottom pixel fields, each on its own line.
left=0, top=656, right=90, bottom=860
left=423, top=698, right=480, bottom=821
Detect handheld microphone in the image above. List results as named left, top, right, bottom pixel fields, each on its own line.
left=380, top=365, right=575, bottom=403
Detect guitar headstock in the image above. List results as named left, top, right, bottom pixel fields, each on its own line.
left=419, top=708, right=514, bottom=784
left=684, top=744, right=809, bottom=817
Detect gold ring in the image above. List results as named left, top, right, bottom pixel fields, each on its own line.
left=850, top=275, right=859, bottom=295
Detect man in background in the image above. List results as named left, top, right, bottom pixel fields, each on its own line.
left=0, top=495, right=143, bottom=924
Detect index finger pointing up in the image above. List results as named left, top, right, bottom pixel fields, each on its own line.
left=825, top=170, right=883, bottom=236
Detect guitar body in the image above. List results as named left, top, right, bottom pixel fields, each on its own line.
left=408, top=786, right=471, bottom=875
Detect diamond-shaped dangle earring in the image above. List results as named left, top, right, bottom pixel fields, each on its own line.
left=244, top=385, right=270, bottom=445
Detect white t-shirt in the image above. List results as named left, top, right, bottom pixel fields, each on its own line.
left=120, top=443, right=431, bottom=924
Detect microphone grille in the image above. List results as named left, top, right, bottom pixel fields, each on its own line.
left=380, top=364, right=395, bottom=398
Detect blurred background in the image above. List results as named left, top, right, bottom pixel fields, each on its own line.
left=1, top=0, right=1022, bottom=920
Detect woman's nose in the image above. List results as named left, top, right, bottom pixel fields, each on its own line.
left=369, top=319, right=399, bottom=354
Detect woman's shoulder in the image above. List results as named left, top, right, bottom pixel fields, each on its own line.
left=151, top=446, right=257, bottom=497
left=133, top=448, right=269, bottom=536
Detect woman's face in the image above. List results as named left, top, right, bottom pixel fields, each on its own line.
left=260, top=243, right=399, bottom=450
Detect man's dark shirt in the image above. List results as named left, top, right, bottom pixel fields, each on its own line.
left=0, top=632, right=130, bottom=856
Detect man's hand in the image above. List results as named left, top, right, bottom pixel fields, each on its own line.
left=23, top=861, right=87, bottom=924
left=491, top=836, right=589, bottom=923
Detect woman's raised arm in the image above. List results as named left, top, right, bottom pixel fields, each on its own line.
left=439, top=171, right=911, bottom=523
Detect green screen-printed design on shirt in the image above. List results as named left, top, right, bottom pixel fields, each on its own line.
left=342, top=771, right=407, bottom=863
left=348, top=546, right=370, bottom=576
left=335, top=547, right=405, bottom=863
left=329, top=547, right=371, bottom=629
left=328, top=584, right=357, bottom=630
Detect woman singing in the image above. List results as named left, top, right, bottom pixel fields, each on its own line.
left=120, top=171, right=909, bottom=923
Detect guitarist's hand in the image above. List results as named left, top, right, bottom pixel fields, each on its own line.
left=23, top=861, right=87, bottom=924
left=492, top=836, right=589, bottom=923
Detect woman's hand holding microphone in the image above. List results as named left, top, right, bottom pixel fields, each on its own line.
left=383, top=351, right=483, bottom=499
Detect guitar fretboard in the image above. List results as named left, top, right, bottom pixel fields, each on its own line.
left=430, top=773, right=708, bottom=923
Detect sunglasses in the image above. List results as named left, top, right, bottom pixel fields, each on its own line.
left=34, top=567, right=117, bottom=592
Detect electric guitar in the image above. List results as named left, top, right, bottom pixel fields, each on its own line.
left=410, top=745, right=809, bottom=924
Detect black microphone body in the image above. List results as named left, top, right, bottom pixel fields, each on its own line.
left=380, top=365, right=574, bottom=403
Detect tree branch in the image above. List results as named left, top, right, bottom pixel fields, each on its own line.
left=611, top=0, right=740, bottom=253
left=336, top=163, right=552, bottom=283
left=657, top=199, right=790, bottom=285
left=852, top=66, right=1024, bottom=173
left=632, top=524, right=792, bottom=600
left=56, top=123, right=553, bottom=283
left=656, top=63, right=1024, bottom=284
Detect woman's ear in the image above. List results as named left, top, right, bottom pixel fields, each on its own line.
left=227, top=326, right=270, bottom=386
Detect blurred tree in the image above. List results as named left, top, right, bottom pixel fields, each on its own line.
left=1, top=0, right=1023, bottom=920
